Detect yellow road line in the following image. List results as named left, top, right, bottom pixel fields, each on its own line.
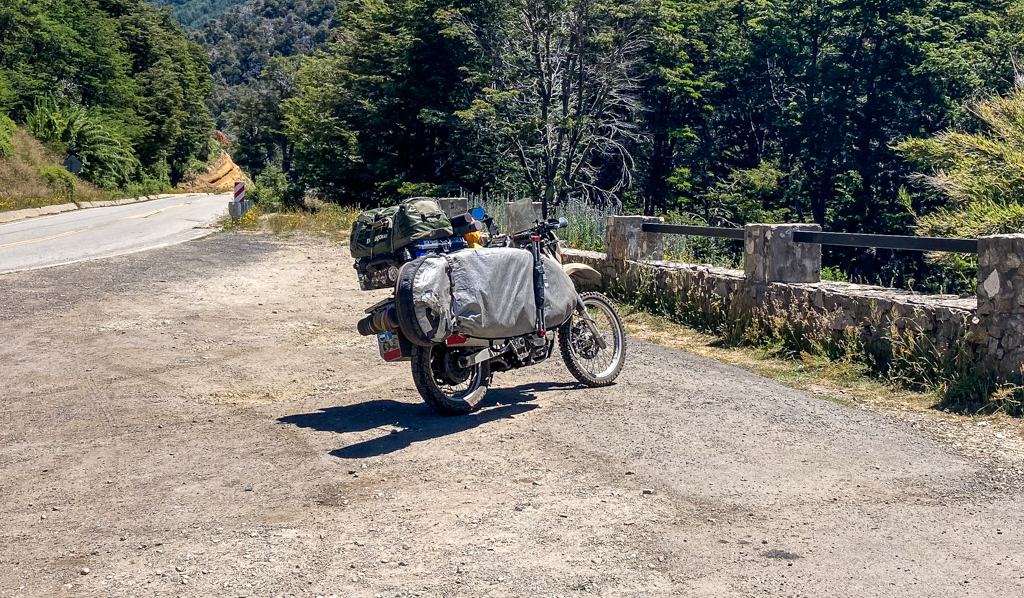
left=0, top=226, right=92, bottom=249
left=122, top=200, right=194, bottom=220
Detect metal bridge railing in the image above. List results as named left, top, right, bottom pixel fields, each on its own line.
left=641, top=223, right=978, bottom=254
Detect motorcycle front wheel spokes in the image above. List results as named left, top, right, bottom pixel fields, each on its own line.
left=559, top=292, right=626, bottom=387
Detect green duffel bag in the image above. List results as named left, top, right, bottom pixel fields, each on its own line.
left=350, top=208, right=384, bottom=258
left=350, top=198, right=453, bottom=258
left=370, top=205, right=401, bottom=256
left=351, top=206, right=399, bottom=258
left=390, top=197, right=453, bottom=252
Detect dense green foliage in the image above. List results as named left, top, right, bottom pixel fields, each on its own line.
left=0, top=0, right=215, bottom=189
left=893, top=82, right=1024, bottom=288
left=283, top=0, right=507, bottom=202
left=899, top=84, right=1024, bottom=239
left=26, top=98, right=141, bottom=188
left=0, top=114, right=14, bottom=158
left=152, top=0, right=247, bottom=30
left=191, top=0, right=337, bottom=176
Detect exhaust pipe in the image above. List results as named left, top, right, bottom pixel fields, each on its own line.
left=357, top=305, right=398, bottom=336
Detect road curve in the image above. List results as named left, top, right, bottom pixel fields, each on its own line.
left=0, top=193, right=230, bottom=274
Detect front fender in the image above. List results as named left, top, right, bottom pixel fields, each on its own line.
left=562, top=262, right=602, bottom=286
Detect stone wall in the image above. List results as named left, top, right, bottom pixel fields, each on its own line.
left=563, top=248, right=976, bottom=356
left=976, top=235, right=1024, bottom=374
left=560, top=217, right=1021, bottom=376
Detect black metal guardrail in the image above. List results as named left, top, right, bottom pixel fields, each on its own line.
left=641, top=223, right=978, bottom=254
left=642, top=223, right=745, bottom=240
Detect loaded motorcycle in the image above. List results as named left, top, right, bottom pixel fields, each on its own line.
left=352, top=199, right=626, bottom=415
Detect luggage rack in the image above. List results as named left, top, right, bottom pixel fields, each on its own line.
left=355, top=237, right=468, bottom=291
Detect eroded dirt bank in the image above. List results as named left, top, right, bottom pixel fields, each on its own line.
left=1, top=233, right=1022, bottom=597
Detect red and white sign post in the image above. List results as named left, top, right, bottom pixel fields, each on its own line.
left=229, top=181, right=250, bottom=221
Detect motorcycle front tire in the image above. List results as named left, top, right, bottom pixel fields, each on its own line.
left=559, top=292, right=626, bottom=387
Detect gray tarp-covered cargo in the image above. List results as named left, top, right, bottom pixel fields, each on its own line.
left=395, top=248, right=580, bottom=345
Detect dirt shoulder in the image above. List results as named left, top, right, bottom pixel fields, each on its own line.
left=1, top=233, right=1022, bottom=597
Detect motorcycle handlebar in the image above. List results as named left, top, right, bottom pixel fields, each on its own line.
left=512, top=218, right=569, bottom=240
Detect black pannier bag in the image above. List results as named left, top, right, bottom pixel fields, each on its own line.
left=394, top=248, right=580, bottom=346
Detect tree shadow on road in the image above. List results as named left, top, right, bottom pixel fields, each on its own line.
left=278, top=381, right=580, bottom=459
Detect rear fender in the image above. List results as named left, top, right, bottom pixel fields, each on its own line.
left=562, top=262, right=602, bottom=286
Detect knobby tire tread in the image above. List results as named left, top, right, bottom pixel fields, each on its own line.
left=559, top=292, right=625, bottom=387
left=410, top=345, right=489, bottom=415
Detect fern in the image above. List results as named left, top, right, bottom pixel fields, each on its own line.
left=26, top=99, right=141, bottom=189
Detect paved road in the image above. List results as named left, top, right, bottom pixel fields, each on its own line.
left=1, top=233, right=1022, bottom=597
left=0, top=193, right=229, bottom=274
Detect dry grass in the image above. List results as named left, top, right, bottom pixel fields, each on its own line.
left=0, top=128, right=106, bottom=212
left=225, top=204, right=360, bottom=241
left=619, top=305, right=1024, bottom=453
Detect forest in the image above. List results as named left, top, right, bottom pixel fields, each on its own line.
left=153, top=0, right=247, bottom=29
left=5, top=0, right=1024, bottom=290
left=202, top=0, right=1024, bottom=290
left=0, top=0, right=215, bottom=192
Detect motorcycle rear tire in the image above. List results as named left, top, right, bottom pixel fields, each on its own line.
left=411, top=344, right=491, bottom=415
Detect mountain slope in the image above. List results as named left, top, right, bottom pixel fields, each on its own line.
left=151, top=0, right=248, bottom=30
left=0, top=128, right=104, bottom=212
left=188, top=0, right=338, bottom=174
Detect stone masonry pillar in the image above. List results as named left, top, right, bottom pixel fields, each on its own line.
left=976, top=234, right=1024, bottom=376
left=744, top=224, right=822, bottom=284
left=606, top=216, right=664, bottom=262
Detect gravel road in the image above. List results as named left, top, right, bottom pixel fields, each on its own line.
left=1, top=233, right=1022, bottom=597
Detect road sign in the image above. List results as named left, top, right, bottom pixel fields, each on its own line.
left=234, top=181, right=245, bottom=202
left=63, top=155, right=83, bottom=175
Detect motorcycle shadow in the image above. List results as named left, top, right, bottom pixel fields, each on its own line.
left=278, top=381, right=580, bottom=459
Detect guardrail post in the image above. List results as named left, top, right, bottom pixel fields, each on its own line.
left=744, top=224, right=822, bottom=284
left=229, top=181, right=251, bottom=221
left=976, top=234, right=1024, bottom=375
left=607, top=216, right=664, bottom=262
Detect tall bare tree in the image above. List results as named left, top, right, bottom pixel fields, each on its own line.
left=454, top=0, right=649, bottom=216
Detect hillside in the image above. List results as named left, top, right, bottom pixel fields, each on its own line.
left=151, top=0, right=248, bottom=30
left=0, top=0, right=214, bottom=190
left=190, top=0, right=337, bottom=174
left=0, top=128, right=105, bottom=212
left=179, top=150, right=245, bottom=193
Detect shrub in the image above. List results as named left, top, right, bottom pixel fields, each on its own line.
left=821, top=266, right=849, bottom=282
left=554, top=200, right=620, bottom=251
left=26, top=98, right=140, bottom=189
left=250, top=165, right=288, bottom=209
left=0, top=114, right=14, bottom=158
left=36, top=164, right=76, bottom=199
left=474, top=196, right=620, bottom=250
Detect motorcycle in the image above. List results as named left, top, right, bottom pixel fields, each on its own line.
left=356, top=204, right=626, bottom=415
